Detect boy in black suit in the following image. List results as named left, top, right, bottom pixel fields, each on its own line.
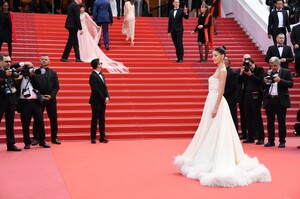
left=168, top=0, right=189, bottom=63
left=89, top=58, right=110, bottom=144
left=265, top=33, right=294, bottom=69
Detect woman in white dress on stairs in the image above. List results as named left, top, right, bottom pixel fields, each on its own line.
left=174, top=46, right=271, bottom=187
left=78, top=4, right=128, bottom=73
left=122, top=0, right=135, bottom=46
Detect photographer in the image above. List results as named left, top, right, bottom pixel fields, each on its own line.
left=0, top=53, right=22, bottom=151
left=238, top=57, right=265, bottom=145
left=19, top=63, right=50, bottom=149
left=263, top=56, right=293, bottom=148
left=32, top=54, right=61, bottom=145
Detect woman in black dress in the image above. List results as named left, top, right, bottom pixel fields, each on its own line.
left=191, top=3, right=212, bottom=62
left=191, top=0, right=202, bottom=17
left=0, top=1, right=13, bottom=57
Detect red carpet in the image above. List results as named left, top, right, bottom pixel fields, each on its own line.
left=1, top=138, right=299, bottom=199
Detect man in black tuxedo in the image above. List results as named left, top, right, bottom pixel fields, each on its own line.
left=267, top=0, right=291, bottom=45
left=263, top=56, right=293, bottom=148
left=265, top=33, right=294, bottom=69
left=238, top=58, right=265, bottom=145
left=61, top=0, right=83, bottom=62
left=168, top=0, right=189, bottom=63
left=32, top=55, right=61, bottom=145
left=89, top=58, right=110, bottom=144
left=224, top=57, right=238, bottom=132
left=291, top=23, right=300, bottom=77
left=0, top=54, right=22, bottom=151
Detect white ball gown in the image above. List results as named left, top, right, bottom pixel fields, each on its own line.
left=78, top=12, right=128, bottom=73
left=174, top=74, right=271, bottom=187
left=122, top=1, right=135, bottom=43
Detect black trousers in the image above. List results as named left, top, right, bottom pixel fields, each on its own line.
left=116, top=0, right=124, bottom=17
left=90, top=103, right=106, bottom=141
left=272, top=27, right=287, bottom=45
left=171, top=31, right=184, bottom=60
left=20, top=99, right=46, bottom=145
left=0, top=103, right=16, bottom=147
left=265, top=97, right=287, bottom=143
left=294, top=56, right=300, bottom=74
left=0, top=42, right=12, bottom=58
left=61, top=29, right=80, bottom=60
left=238, top=101, right=247, bottom=136
left=244, top=96, right=265, bottom=141
left=33, top=99, right=58, bottom=140
left=228, top=102, right=238, bottom=132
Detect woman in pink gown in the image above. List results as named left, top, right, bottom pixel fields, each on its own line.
left=78, top=4, right=128, bottom=73
left=122, top=0, right=135, bottom=46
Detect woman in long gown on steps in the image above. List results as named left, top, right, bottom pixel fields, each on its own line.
left=78, top=4, right=128, bottom=73
left=122, top=0, right=135, bottom=46
left=174, top=46, right=271, bottom=187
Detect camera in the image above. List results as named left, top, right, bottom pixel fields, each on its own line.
left=22, top=87, right=31, bottom=97
left=0, top=78, right=17, bottom=95
left=22, top=65, right=46, bottom=76
left=243, top=58, right=250, bottom=72
left=265, top=70, right=278, bottom=84
left=9, top=68, right=20, bottom=78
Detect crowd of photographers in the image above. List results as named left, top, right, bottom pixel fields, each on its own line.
left=0, top=53, right=60, bottom=151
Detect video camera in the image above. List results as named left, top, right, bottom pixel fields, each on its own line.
left=243, top=58, right=250, bottom=72
left=22, top=65, right=46, bottom=76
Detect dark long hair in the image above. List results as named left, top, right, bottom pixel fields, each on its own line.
left=214, top=46, right=226, bottom=56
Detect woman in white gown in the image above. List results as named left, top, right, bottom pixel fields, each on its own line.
left=122, top=0, right=135, bottom=46
left=174, top=46, right=271, bottom=187
left=78, top=4, right=128, bottom=73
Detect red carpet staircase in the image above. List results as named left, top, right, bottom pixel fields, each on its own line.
left=0, top=13, right=299, bottom=142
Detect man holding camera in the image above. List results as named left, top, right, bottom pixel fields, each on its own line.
left=263, top=56, right=293, bottom=148
left=265, top=33, right=294, bottom=69
left=0, top=54, right=22, bottom=151
left=32, top=54, right=61, bottom=145
left=19, top=63, right=50, bottom=149
left=238, top=57, right=265, bottom=145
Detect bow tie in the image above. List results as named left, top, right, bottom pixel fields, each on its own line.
left=278, top=45, right=283, bottom=48
left=99, top=72, right=102, bottom=75
left=174, top=8, right=178, bottom=10
left=277, top=10, right=282, bottom=12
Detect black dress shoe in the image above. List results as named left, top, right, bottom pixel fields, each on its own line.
left=24, top=145, right=30, bottom=149
left=39, top=142, right=51, bottom=148
left=178, top=59, right=183, bottom=63
left=7, top=145, right=22, bottom=151
left=239, top=135, right=247, bottom=140
left=60, top=58, right=69, bottom=62
left=105, top=45, right=110, bottom=50
left=243, top=139, right=255, bottom=143
left=91, top=139, right=96, bottom=144
left=264, top=141, right=275, bottom=147
left=32, top=139, right=39, bottom=146
left=76, top=59, right=83, bottom=62
left=256, top=140, right=264, bottom=145
left=51, top=139, right=61, bottom=145
left=99, top=138, right=109, bottom=143
left=198, top=59, right=204, bottom=62
left=117, top=15, right=121, bottom=20
left=278, top=143, right=285, bottom=148
left=297, top=146, right=300, bottom=149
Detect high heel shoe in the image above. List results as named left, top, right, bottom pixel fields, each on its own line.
left=130, top=41, right=134, bottom=46
left=125, top=35, right=129, bottom=41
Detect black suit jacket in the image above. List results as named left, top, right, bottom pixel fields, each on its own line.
left=238, top=65, right=264, bottom=99
left=224, top=67, right=238, bottom=105
left=265, top=44, right=294, bottom=69
left=267, top=9, right=291, bottom=35
left=291, top=24, right=300, bottom=58
left=65, top=1, right=82, bottom=30
left=263, top=68, right=293, bottom=108
left=168, top=8, right=189, bottom=33
left=31, top=68, right=60, bottom=100
left=0, top=11, right=12, bottom=42
left=89, top=71, right=110, bottom=105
